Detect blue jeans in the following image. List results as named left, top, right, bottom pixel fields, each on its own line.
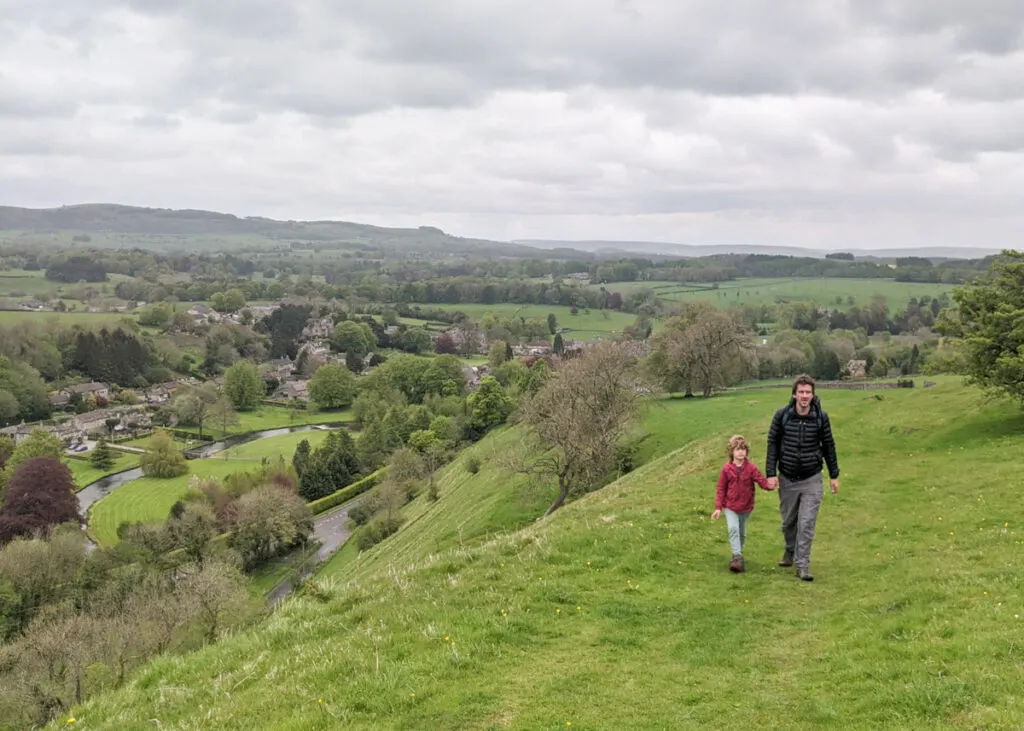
left=724, top=509, right=750, bottom=556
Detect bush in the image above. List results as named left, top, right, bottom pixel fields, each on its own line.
left=306, top=468, right=388, bottom=515
left=465, top=455, right=481, bottom=474
left=139, top=430, right=188, bottom=478
left=347, top=500, right=376, bottom=527
left=356, top=514, right=404, bottom=550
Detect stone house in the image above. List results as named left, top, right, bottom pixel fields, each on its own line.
left=274, top=380, right=309, bottom=401
left=302, top=316, right=334, bottom=341
left=845, top=359, right=868, bottom=379
left=64, top=382, right=110, bottom=401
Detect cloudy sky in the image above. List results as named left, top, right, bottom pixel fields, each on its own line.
left=2, top=0, right=1023, bottom=249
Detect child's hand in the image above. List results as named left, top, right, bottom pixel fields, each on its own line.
left=711, top=509, right=722, bottom=520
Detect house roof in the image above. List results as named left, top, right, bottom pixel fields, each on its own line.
left=67, top=382, right=107, bottom=394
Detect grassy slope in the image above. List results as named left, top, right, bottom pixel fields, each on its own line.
left=57, top=381, right=1024, bottom=729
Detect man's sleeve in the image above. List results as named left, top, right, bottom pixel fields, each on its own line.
left=765, top=410, right=782, bottom=478
left=820, top=413, right=840, bottom=479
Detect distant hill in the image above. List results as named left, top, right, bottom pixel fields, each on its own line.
left=517, top=238, right=1001, bottom=261
left=0, top=204, right=589, bottom=259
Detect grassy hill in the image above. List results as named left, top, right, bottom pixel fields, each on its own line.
left=53, top=380, right=1024, bottom=729
left=0, top=204, right=589, bottom=259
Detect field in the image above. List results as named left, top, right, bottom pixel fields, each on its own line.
left=422, top=303, right=636, bottom=339
left=175, top=406, right=356, bottom=437
left=87, top=458, right=260, bottom=546
left=216, top=429, right=333, bottom=461
left=0, top=309, right=138, bottom=327
left=65, top=453, right=140, bottom=490
left=61, top=379, right=1024, bottom=729
left=655, top=277, right=954, bottom=311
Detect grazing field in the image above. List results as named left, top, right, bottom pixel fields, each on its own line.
left=0, top=309, right=138, bottom=327
left=87, top=458, right=259, bottom=546
left=64, top=379, right=1024, bottom=728
left=421, top=302, right=637, bottom=339
left=657, top=277, right=954, bottom=311
left=0, top=269, right=59, bottom=297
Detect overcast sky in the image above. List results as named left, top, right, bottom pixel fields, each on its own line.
left=2, top=1, right=1023, bottom=249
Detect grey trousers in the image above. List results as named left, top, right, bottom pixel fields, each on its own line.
left=778, top=473, right=824, bottom=570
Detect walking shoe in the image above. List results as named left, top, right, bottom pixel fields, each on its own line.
left=729, top=555, right=744, bottom=573
left=778, top=553, right=794, bottom=567
left=796, top=568, right=813, bottom=582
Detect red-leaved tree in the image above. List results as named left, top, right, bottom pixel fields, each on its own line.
left=0, top=457, right=81, bottom=544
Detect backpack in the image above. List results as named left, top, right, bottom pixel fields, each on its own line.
left=780, top=406, right=824, bottom=435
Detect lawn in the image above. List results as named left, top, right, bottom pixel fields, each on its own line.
left=422, top=302, right=637, bottom=339
left=657, top=277, right=954, bottom=312
left=87, top=458, right=258, bottom=546
left=56, top=380, right=1024, bottom=728
left=175, top=405, right=356, bottom=437
left=216, top=429, right=333, bottom=461
left=65, top=453, right=140, bottom=491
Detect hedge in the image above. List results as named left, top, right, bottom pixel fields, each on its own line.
left=308, top=467, right=389, bottom=516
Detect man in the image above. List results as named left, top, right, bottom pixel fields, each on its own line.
left=765, top=374, right=840, bottom=582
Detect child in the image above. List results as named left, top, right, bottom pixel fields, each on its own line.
left=712, top=435, right=774, bottom=573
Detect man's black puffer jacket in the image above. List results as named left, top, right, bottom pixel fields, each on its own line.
left=765, top=394, right=840, bottom=481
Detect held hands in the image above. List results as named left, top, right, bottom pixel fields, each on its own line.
left=767, top=477, right=780, bottom=491
left=830, top=479, right=839, bottom=494
left=711, top=509, right=722, bottom=520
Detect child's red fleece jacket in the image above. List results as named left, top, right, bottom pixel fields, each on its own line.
left=715, top=460, right=771, bottom=513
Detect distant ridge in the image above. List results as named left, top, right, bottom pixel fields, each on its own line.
left=515, top=238, right=1001, bottom=261
left=0, top=204, right=1000, bottom=260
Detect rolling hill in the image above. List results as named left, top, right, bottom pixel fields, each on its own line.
left=53, top=379, right=1024, bottom=729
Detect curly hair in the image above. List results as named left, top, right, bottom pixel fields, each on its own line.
left=727, top=434, right=750, bottom=458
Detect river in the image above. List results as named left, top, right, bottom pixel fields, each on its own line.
left=76, top=423, right=361, bottom=577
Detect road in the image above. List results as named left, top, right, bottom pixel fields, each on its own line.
left=265, top=496, right=363, bottom=607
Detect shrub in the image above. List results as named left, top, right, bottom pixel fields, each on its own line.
left=465, top=455, right=481, bottom=474
left=356, top=514, right=403, bottom=550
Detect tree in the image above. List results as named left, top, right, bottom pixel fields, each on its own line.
left=331, top=320, right=377, bottom=357
left=166, top=502, right=216, bottom=565
left=208, top=396, right=240, bottom=440
left=90, top=438, right=116, bottom=471
left=292, top=439, right=312, bottom=479
left=224, top=360, right=263, bottom=411
left=139, top=430, right=188, bottom=478
left=229, top=484, right=314, bottom=570
left=308, top=363, right=357, bottom=409
left=0, top=458, right=81, bottom=544
left=0, top=429, right=63, bottom=499
left=434, top=332, right=458, bottom=355
left=936, top=251, right=1024, bottom=405
left=466, top=376, right=514, bottom=437
left=488, top=340, right=509, bottom=368
left=553, top=332, right=565, bottom=356
left=647, top=304, right=756, bottom=397
left=547, top=313, right=558, bottom=335
left=520, top=341, right=641, bottom=516
left=298, top=430, right=360, bottom=501
left=171, top=383, right=220, bottom=441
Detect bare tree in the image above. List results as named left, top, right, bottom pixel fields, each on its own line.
left=647, top=303, right=757, bottom=397
left=519, top=341, right=642, bottom=516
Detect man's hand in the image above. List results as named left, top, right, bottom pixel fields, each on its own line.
left=830, top=479, right=839, bottom=494
left=711, top=509, right=722, bottom=520
left=767, top=477, right=779, bottom=491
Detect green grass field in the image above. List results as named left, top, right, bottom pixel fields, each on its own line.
left=175, top=406, right=356, bottom=437
left=87, top=459, right=259, bottom=546
left=657, top=277, right=954, bottom=311
left=59, top=378, right=1024, bottom=729
left=422, top=303, right=637, bottom=339
left=217, top=429, right=332, bottom=461
left=66, top=454, right=140, bottom=490
left=0, top=309, right=138, bottom=326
